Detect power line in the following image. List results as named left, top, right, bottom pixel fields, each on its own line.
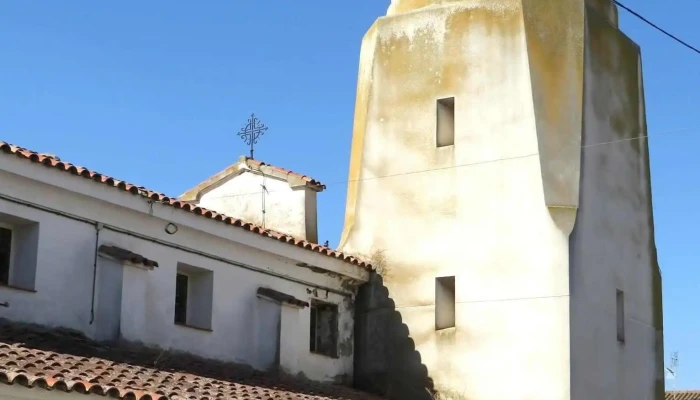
left=397, top=292, right=660, bottom=331
left=614, top=0, right=700, bottom=55
left=207, top=125, right=698, bottom=201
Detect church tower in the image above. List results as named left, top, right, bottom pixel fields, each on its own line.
left=341, top=0, right=664, bottom=399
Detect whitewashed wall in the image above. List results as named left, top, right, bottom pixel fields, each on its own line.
left=567, top=8, right=663, bottom=400
left=0, top=154, right=366, bottom=384
left=195, top=171, right=319, bottom=242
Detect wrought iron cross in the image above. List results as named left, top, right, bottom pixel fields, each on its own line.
left=237, top=113, right=268, bottom=159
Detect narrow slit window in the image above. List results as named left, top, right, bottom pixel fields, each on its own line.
left=174, top=274, right=189, bottom=325
left=435, top=276, right=456, bottom=330
left=616, top=289, right=625, bottom=343
left=436, top=97, right=455, bottom=147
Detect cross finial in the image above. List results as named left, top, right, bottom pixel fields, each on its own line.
left=237, top=113, right=268, bottom=159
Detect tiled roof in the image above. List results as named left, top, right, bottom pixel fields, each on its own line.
left=667, top=391, right=700, bottom=400
left=0, top=141, right=372, bottom=271
left=0, top=321, right=384, bottom=400
left=243, top=157, right=326, bottom=189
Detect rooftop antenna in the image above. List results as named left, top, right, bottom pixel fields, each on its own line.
left=237, top=113, right=268, bottom=160
left=666, top=351, right=679, bottom=399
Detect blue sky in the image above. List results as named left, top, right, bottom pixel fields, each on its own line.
left=1, top=0, right=699, bottom=390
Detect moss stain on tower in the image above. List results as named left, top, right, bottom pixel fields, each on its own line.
left=345, top=1, right=663, bottom=399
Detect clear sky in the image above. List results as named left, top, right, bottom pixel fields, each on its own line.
left=1, top=0, right=699, bottom=390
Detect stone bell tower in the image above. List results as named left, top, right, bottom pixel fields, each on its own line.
left=342, top=0, right=664, bottom=399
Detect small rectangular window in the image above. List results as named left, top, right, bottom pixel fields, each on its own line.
left=435, top=276, right=456, bottom=330
left=174, top=263, right=214, bottom=331
left=616, top=289, right=625, bottom=343
left=0, top=226, right=12, bottom=285
left=0, top=218, right=39, bottom=291
left=436, top=97, right=455, bottom=147
left=309, top=301, right=338, bottom=358
left=174, top=274, right=189, bottom=325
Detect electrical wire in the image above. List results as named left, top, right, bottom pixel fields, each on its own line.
left=206, top=1, right=700, bottom=202
left=208, top=125, right=699, bottom=201
left=614, top=0, right=700, bottom=55
left=397, top=292, right=660, bottom=330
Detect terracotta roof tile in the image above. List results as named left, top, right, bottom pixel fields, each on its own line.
left=243, top=157, right=326, bottom=189
left=0, top=321, right=384, bottom=400
left=667, top=391, right=700, bottom=400
left=0, top=141, right=373, bottom=271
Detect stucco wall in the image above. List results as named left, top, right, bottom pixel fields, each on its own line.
left=94, top=257, right=123, bottom=341
left=568, top=6, right=663, bottom=400
left=342, top=0, right=661, bottom=399
left=0, top=155, right=363, bottom=384
left=196, top=171, right=318, bottom=242
left=341, top=2, right=571, bottom=399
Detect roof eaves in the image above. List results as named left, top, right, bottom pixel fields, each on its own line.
left=242, top=157, right=326, bottom=191
left=0, top=141, right=373, bottom=271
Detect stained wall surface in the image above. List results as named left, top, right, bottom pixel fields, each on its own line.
left=341, top=0, right=662, bottom=399
left=568, top=6, right=664, bottom=400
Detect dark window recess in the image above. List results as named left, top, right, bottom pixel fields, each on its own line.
left=435, top=276, right=456, bottom=330
left=309, top=302, right=339, bottom=358
left=174, top=274, right=189, bottom=325
left=0, top=227, right=12, bottom=285
left=436, top=97, right=455, bottom=147
left=616, top=289, right=625, bottom=343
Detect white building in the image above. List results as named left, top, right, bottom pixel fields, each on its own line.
left=341, top=0, right=664, bottom=399
left=0, top=141, right=380, bottom=400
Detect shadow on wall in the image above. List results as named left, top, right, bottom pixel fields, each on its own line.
left=354, top=273, right=437, bottom=400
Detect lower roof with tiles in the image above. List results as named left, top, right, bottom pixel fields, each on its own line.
left=667, top=391, right=700, bottom=400
left=0, top=141, right=373, bottom=272
left=0, top=320, right=384, bottom=400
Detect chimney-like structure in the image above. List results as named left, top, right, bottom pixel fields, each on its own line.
left=179, top=156, right=325, bottom=242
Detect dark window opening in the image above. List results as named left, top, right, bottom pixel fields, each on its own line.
left=309, top=301, right=339, bottom=358
left=436, top=97, right=455, bottom=147
left=436, top=276, right=456, bottom=330
left=616, top=289, right=625, bottom=343
left=0, top=227, right=12, bottom=285
left=174, top=274, right=189, bottom=325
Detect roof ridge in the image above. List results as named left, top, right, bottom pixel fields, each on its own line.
left=0, top=141, right=373, bottom=271
left=241, top=156, right=326, bottom=189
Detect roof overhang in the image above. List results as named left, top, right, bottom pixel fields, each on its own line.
left=179, top=156, right=325, bottom=202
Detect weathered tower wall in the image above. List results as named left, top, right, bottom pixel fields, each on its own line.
left=568, top=5, right=664, bottom=400
left=344, top=1, right=663, bottom=399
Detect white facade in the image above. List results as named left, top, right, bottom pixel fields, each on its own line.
left=0, top=150, right=369, bottom=384
left=179, top=156, right=324, bottom=243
